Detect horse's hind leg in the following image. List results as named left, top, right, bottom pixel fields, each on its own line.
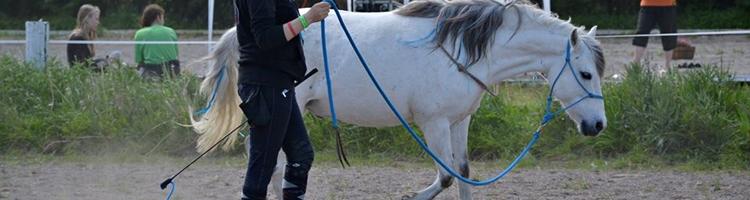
left=451, top=116, right=473, bottom=200
left=406, top=119, right=455, bottom=200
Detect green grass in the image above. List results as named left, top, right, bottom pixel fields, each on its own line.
left=0, top=56, right=202, bottom=156
left=599, top=65, right=750, bottom=167
left=1, top=56, right=748, bottom=170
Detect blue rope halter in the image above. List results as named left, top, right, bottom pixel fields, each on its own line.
left=542, top=42, right=605, bottom=125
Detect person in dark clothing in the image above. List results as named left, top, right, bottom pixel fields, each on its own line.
left=67, top=4, right=108, bottom=70
left=633, top=0, right=678, bottom=70
left=67, top=33, right=94, bottom=66
left=234, top=0, right=330, bottom=199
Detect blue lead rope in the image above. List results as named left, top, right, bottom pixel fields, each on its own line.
left=164, top=180, right=175, bottom=200
left=319, top=0, right=602, bottom=186
left=321, top=19, right=339, bottom=129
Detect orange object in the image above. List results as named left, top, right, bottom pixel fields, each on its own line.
left=641, top=0, right=676, bottom=7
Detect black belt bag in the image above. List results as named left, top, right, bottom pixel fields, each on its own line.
left=239, top=85, right=272, bottom=127
left=238, top=69, right=318, bottom=127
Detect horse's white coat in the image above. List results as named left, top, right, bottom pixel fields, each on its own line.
left=195, top=3, right=606, bottom=200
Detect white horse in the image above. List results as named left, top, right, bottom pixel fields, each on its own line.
left=190, top=0, right=607, bottom=199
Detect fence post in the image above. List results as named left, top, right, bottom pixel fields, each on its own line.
left=208, top=0, right=215, bottom=52
left=25, top=21, right=49, bottom=70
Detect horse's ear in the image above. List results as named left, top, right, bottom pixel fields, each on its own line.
left=588, top=26, right=598, bottom=37
left=570, top=29, right=579, bottom=46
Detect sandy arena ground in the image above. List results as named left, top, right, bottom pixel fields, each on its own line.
left=1, top=157, right=749, bottom=200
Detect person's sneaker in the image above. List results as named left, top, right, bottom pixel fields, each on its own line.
left=677, top=63, right=703, bottom=69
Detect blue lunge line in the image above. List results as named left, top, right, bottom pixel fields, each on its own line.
left=164, top=180, right=175, bottom=200
left=321, top=19, right=339, bottom=128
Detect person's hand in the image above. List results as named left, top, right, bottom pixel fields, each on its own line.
left=304, top=2, right=330, bottom=23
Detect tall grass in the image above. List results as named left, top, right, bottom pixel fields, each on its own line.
left=598, top=65, right=750, bottom=167
left=1, top=56, right=748, bottom=169
left=0, top=56, right=201, bottom=155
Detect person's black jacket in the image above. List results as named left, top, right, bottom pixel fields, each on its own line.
left=67, top=33, right=93, bottom=67
left=234, top=0, right=307, bottom=88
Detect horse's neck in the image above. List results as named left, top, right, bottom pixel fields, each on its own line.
left=481, top=5, right=574, bottom=85
left=486, top=52, right=552, bottom=85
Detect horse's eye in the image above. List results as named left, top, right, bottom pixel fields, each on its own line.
left=580, top=72, right=592, bottom=80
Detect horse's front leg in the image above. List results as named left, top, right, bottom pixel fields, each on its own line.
left=404, top=118, right=455, bottom=200
left=451, top=116, right=473, bottom=200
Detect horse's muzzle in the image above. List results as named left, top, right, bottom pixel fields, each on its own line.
left=581, top=120, right=604, bottom=136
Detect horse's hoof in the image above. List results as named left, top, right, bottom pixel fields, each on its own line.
left=401, top=192, right=418, bottom=200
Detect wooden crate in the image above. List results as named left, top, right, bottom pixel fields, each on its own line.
left=673, top=45, right=695, bottom=60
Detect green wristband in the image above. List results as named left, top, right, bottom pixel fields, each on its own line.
left=299, top=15, right=309, bottom=29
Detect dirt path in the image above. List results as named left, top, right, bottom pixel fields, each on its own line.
left=599, top=35, right=750, bottom=76
left=1, top=156, right=748, bottom=200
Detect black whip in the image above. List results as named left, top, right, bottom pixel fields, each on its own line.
left=160, top=68, right=319, bottom=190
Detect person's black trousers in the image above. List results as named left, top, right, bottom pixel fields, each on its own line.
left=632, top=6, right=678, bottom=51
left=238, top=84, right=314, bottom=200
left=138, top=60, right=180, bottom=79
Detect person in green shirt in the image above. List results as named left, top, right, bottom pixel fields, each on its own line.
left=134, top=4, right=179, bottom=79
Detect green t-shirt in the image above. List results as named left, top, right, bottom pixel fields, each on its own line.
left=134, top=25, right=179, bottom=65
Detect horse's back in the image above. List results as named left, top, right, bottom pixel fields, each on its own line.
left=297, top=10, right=484, bottom=127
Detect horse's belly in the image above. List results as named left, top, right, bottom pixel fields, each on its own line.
left=337, top=106, right=406, bottom=127
left=305, top=90, right=410, bottom=128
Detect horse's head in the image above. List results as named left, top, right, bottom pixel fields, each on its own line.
left=544, top=27, right=606, bottom=136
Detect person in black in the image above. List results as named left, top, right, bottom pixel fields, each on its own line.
left=67, top=4, right=107, bottom=70
left=632, top=0, right=678, bottom=70
left=234, top=0, right=329, bottom=199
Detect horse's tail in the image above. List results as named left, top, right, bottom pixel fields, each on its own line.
left=189, top=27, right=244, bottom=153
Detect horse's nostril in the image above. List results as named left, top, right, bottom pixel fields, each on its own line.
left=595, top=121, right=604, bottom=132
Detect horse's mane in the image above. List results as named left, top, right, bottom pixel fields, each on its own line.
left=396, top=0, right=605, bottom=76
left=396, top=0, right=520, bottom=66
left=580, top=36, right=605, bottom=77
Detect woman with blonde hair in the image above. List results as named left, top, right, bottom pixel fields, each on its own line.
left=66, top=4, right=108, bottom=70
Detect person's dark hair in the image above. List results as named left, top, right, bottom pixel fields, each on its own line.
left=140, top=4, right=165, bottom=27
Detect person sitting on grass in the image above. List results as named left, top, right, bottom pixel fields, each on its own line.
left=66, top=4, right=121, bottom=71
left=134, top=4, right=180, bottom=79
left=67, top=4, right=109, bottom=71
